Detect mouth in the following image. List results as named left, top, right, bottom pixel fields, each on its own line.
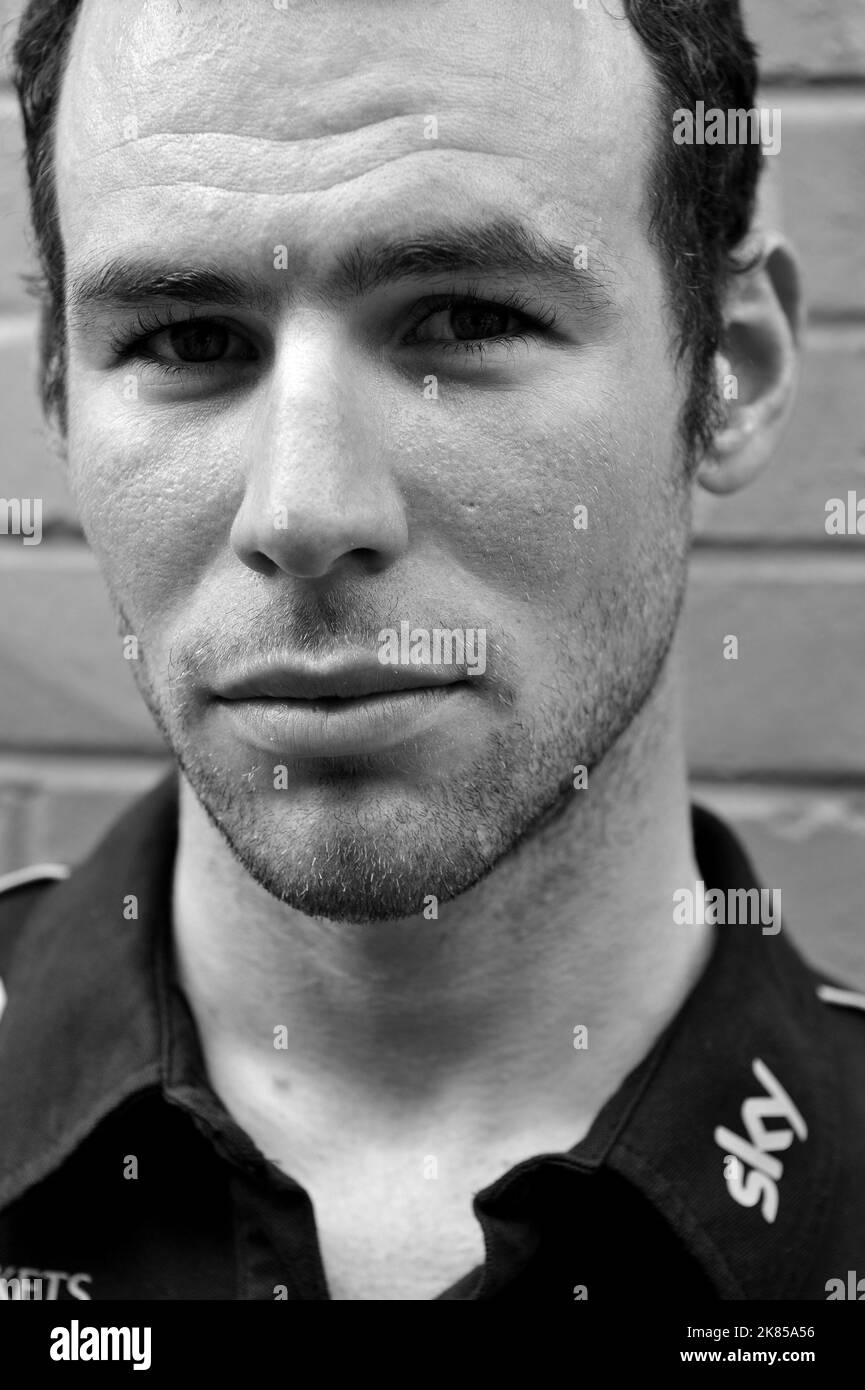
left=212, top=657, right=470, bottom=757
left=214, top=657, right=464, bottom=703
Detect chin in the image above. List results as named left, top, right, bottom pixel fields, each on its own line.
left=217, top=811, right=502, bottom=923
left=177, top=741, right=545, bottom=922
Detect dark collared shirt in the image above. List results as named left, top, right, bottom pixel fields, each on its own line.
left=0, top=775, right=864, bottom=1301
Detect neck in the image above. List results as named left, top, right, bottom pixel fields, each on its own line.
left=172, top=652, right=710, bottom=1148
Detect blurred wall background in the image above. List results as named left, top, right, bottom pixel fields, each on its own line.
left=0, top=0, right=863, bottom=982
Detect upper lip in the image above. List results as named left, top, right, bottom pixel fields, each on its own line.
left=214, top=656, right=464, bottom=701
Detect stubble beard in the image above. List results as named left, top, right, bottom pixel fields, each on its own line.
left=127, top=603, right=686, bottom=925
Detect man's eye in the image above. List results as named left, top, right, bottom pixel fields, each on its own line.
left=403, top=293, right=556, bottom=359
left=412, top=303, right=518, bottom=342
left=142, top=320, right=257, bottom=365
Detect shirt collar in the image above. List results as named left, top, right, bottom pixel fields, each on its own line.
left=0, top=779, right=839, bottom=1298
left=522, top=805, right=835, bottom=1300
left=601, top=809, right=838, bottom=1300
left=0, top=774, right=177, bottom=1210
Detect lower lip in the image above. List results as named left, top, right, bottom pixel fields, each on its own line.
left=216, top=685, right=467, bottom=757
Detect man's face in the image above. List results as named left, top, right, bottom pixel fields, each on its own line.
left=57, top=0, right=692, bottom=921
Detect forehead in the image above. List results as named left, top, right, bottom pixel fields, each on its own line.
left=56, top=0, right=658, bottom=281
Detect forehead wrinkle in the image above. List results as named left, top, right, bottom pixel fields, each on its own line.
left=61, top=0, right=658, bottom=207
left=75, top=112, right=441, bottom=163
left=66, top=7, right=572, bottom=150
left=65, top=128, right=525, bottom=202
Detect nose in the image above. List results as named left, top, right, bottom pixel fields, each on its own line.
left=229, top=329, right=409, bottom=580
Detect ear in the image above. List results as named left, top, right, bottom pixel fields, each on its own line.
left=696, top=230, right=803, bottom=496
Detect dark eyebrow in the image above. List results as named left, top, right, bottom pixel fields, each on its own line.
left=333, top=217, right=614, bottom=308
left=66, top=216, right=614, bottom=330
left=66, top=264, right=276, bottom=331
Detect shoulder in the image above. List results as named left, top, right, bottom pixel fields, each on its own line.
left=811, top=971, right=865, bottom=1129
left=0, top=863, right=70, bottom=990
left=811, top=968, right=865, bottom=1062
left=0, top=863, right=70, bottom=899
left=806, top=973, right=865, bottom=1268
left=814, top=977, right=865, bottom=1028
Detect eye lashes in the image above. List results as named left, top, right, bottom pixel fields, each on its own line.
left=108, top=304, right=190, bottom=358
left=402, top=281, right=560, bottom=336
left=106, top=282, right=560, bottom=373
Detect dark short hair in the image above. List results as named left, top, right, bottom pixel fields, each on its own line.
left=12, top=0, right=762, bottom=459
